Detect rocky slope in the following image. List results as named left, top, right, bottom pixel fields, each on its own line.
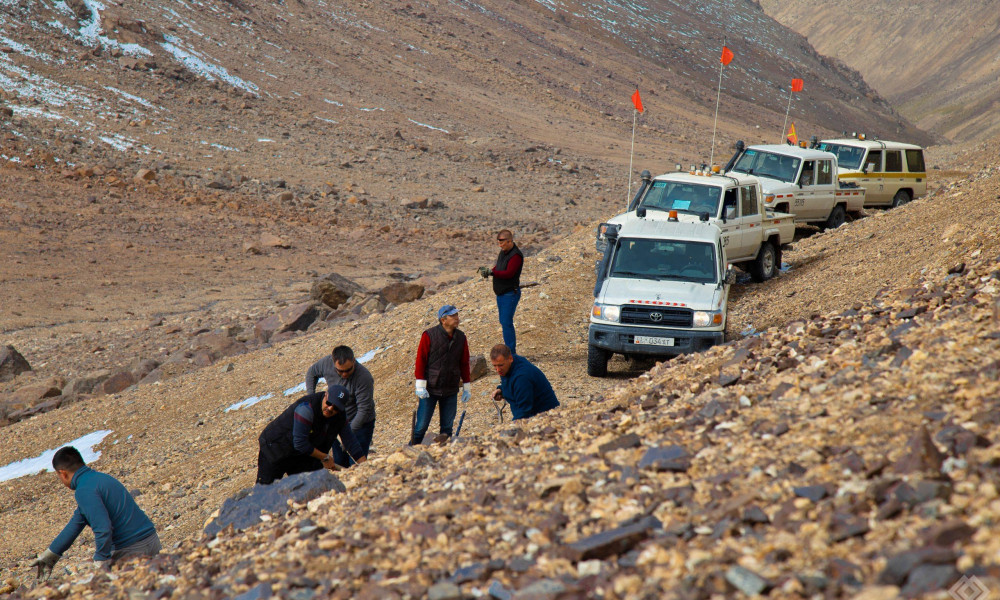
left=1, top=134, right=998, bottom=597
left=760, top=0, right=1000, bottom=143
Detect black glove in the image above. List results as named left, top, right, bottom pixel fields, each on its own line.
left=31, top=550, right=60, bottom=581
left=477, top=266, right=492, bottom=278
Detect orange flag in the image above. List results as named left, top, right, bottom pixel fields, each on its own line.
left=631, top=89, right=644, bottom=113
left=791, top=78, right=804, bottom=93
left=786, top=122, right=798, bottom=146
left=720, top=46, right=734, bottom=66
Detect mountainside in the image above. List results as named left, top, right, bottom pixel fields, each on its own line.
left=1, top=0, right=930, bottom=189
left=760, top=0, right=1000, bottom=143
left=1, top=137, right=999, bottom=596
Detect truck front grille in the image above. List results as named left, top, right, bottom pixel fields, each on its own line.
left=620, top=305, right=693, bottom=327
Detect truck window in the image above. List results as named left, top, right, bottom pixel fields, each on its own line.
left=723, top=188, right=739, bottom=219
left=884, top=151, right=902, bottom=172
left=798, top=161, right=815, bottom=185
left=731, top=150, right=801, bottom=183
left=817, top=160, right=833, bottom=184
left=740, top=187, right=758, bottom=217
left=864, top=150, right=882, bottom=173
left=905, top=149, right=925, bottom=172
left=610, top=238, right=717, bottom=284
left=818, top=143, right=865, bottom=170
left=641, top=181, right=722, bottom=216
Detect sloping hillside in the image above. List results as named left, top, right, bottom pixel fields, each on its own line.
left=760, top=0, right=1000, bottom=142
left=1, top=136, right=999, bottom=596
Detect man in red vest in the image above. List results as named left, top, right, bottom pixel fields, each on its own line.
left=410, top=304, right=471, bottom=444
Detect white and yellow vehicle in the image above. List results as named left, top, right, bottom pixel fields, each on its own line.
left=818, top=137, right=927, bottom=207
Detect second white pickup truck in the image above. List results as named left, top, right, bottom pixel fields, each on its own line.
left=725, top=143, right=866, bottom=229
left=598, top=170, right=795, bottom=282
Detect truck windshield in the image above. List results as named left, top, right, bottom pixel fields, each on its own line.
left=610, top=238, right=717, bottom=284
left=731, top=150, right=801, bottom=183
left=818, top=143, right=865, bottom=170
left=640, top=180, right=722, bottom=216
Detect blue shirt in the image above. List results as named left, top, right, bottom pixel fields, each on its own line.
left=49, top=466, right=157, bottom=561
left=499, top=355, right=559, bottom=420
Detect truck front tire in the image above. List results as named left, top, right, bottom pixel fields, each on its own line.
left=587, top=345, right=610, bottom=377
left=749, top=242, right=777, bottom=282
left=823, top=204, right=846, bottom=230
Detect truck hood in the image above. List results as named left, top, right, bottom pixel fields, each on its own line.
left=752, top=175, right=796, bottom=194
left=598, top=277, right=724, bottom=311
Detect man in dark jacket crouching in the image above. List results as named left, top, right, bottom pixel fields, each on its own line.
left=257, top=385, right=367, bottom=485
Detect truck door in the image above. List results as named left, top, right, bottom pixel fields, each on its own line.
left=795, top=160, right=818, bottom=219
left=862, top=150, right=885, bottom=204
left=883, top=150, right=904, bottom=203
left=737, top=185, right=762, bottom=258
left=719, top=188, right=744, bottom=259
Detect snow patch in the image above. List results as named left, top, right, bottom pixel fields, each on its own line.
left=408, top=119, right=450, bottom=133
left=0, top=430, right=113, bottom=483
left=225, top=392, right=273, bottom=413
left=160, top=35, right=259, bottom=95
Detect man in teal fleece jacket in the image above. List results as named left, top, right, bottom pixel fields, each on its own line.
left=489, top=344, right=559, bottom=420
left=30, top=446, right=160, bottom=579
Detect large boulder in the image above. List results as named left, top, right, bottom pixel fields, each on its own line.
left=379, top=282, right=424, bottom=305
left=9, top=377, right=65, bottom=410
left=95, top=370, right=138, bottom=395
left=63, top=369, right=111, bottom=396
left=254, top=302, right=322, bottom=343
left=470, top=354, right=489, bottom=382
left=310, top=272, right=366, bottom=309
left=204, top=469, right=346, bottom=537
left=191, top=332, right=246, bottom=360
left=0, top=345, right=31, bottom=383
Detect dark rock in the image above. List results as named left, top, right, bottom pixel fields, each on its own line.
left=598, top=433, right=641, bottom=455
left=742, top=505, right=770, bottom=524
left=512, top=579, right=565, bottom=598
left=564, top=516, right=660, bottom=561
left=450, top=562, right=490, bottom=584
left=234, top=583, right=271, bottom=600
left=897, top=307, right=927, bottom=320
left=310, top=273, right=366, bottom=309
left=841, top=452, right=866, bottom=473
left=725, top=566, right=771, bottom=596
left=379, top=282, right=424, bottom=304
left=95, top=371, right=137, bottom=395
left=793, top=485, right=829, bottom=502
left=662, top=484, right=695, bottom=507
left=638, top=445, right=691, bottom=472
left=892, top=426, right=945, bottom=475
left=878, top=547, right=958, bottom=586
left=130, top=359, right=161, bottom=380
left=826, top=558, right=863, bottom=587
left=508, top=557, right=535, bottom=572
left=891, top=345, right=914, bottom=367
left=900, top=564, right=959, bottom=598
left=717, top=367, right=741, bottom=387
left=698, top=399, right=729, bottom=419
left=487, top=580, right=513, bottom=600
left=829, top=514, right=869, bottom=542
left=0, top=345, right=31, bottom=382
left=192, top=332, right=246, bottom=360
left=9, top=377, right=64, bottom=409
left=204, top=470, right=346, bottom=537
left=913, top=480, right=952, bottom=503
left=947, top=263, right=966, bottom=274
left=921, top=520, right=975, bottom=547
left=936, top=425, right=991, bottom=456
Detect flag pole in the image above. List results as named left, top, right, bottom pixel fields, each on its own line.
left=780, top=87, right=793, bottom=143
left=709, top=37, right=727, bottom=168
left=627, top=108, right=637, bottom=208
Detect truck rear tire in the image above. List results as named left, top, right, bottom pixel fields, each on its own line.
left=823, top=204, right=846, bottom=230
left=891, top=190, right=911, bottom=208
left=749, top=241, right=777, bottom=282
left=587, top=345, right=610, bottom=377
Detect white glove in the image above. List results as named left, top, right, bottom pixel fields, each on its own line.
left=415, top=379, right=430, bottom=400
left=461, top=383, right=471, bottom=403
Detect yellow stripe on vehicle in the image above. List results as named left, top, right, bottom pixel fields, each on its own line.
left=839, top=172, right=926, bottom=179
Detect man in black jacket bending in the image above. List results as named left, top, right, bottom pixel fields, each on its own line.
left=256, top=385, right=367, bottom=485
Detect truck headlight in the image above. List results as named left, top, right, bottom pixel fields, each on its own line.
left=764, top=194, right=775, bottom=204
left=592, top=303, right=620, bottom=322
left=693, top=311, right=723, bottom=327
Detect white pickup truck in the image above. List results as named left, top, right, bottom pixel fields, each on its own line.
left=725, top=143, right=866, bottom=229
left=598, top=170, right=795, bottom=282
left=589, top=215, right=731, bottom=376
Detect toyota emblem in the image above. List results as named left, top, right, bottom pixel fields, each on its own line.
left=649, top=312, right=663, bottom=322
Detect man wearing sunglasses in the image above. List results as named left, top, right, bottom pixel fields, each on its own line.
left=304, top=345, right=376, bottom=466
left=256, top=385, right=366, bottom=485
left=477, top=229, right=524, bottom=354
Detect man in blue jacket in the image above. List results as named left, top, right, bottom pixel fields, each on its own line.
left=30, top=446, right=160, bottom=579
left=489, top=344, right=559, bottom=420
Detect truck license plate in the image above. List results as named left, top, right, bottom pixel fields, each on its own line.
left=635, top=335, right=674, bottom=347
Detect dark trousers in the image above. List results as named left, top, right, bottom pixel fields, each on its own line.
left=410, top=393, right=458, bottom=445
left=256, top=447, right=323, bottom=485
left=331, top=420, right=375, bottom=468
